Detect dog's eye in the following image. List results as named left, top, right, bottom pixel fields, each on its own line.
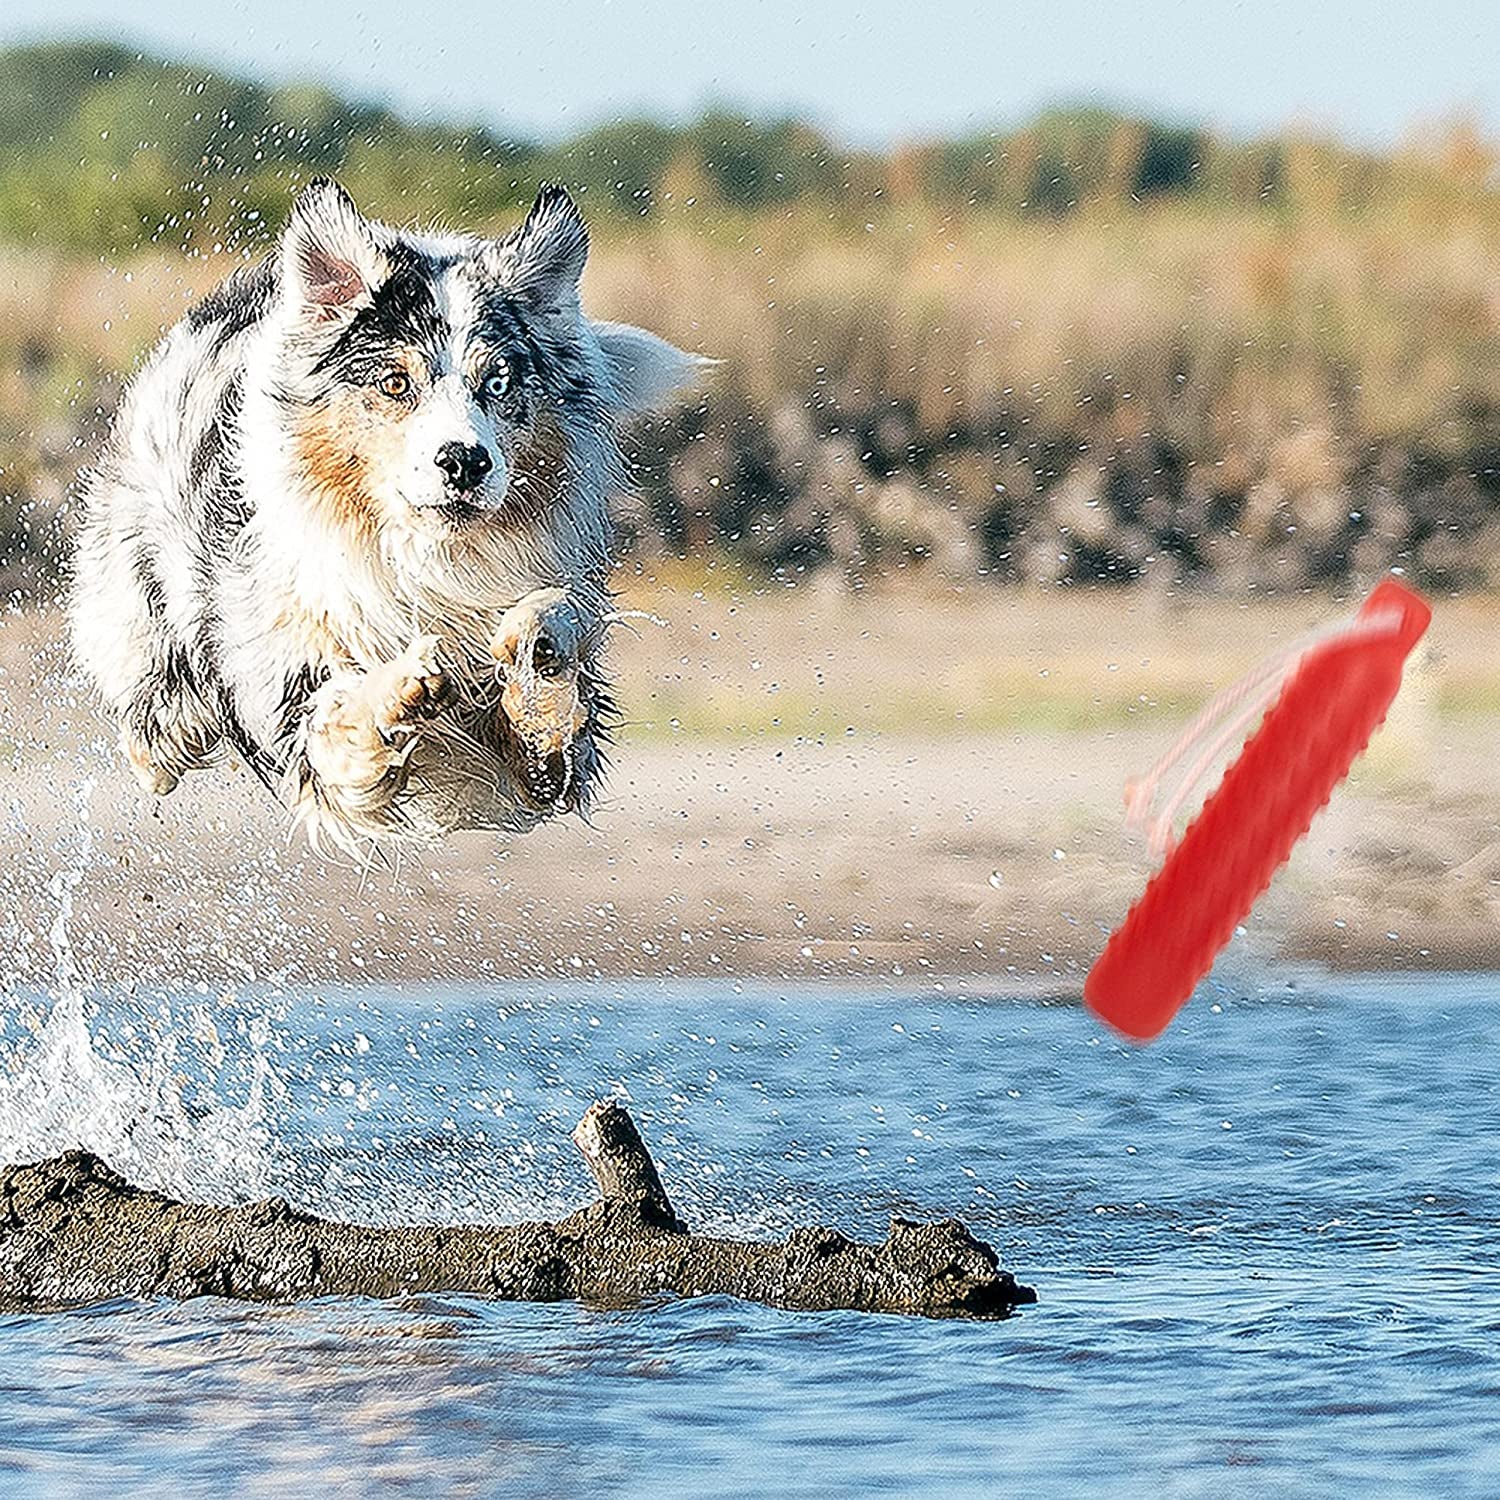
left=483, top=366, right=511, bottom=400
left=377, top=369, right=412, bottom=400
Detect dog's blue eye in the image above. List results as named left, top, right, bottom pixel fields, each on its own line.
left=483, top=367, right=511, bottom=399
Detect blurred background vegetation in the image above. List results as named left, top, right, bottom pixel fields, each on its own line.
left=1, top=38, right=1497, bottom=598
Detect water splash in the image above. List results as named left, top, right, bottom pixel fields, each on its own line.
left=0, top=779, right=279, bottom=1203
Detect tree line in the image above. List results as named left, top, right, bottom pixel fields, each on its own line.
left=1, top=39, right=1487, bottom=255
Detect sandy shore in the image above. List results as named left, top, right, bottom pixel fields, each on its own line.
left=3, top=584, right=1497, bottom=996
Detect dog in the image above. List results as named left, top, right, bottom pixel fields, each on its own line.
left=69, top=178, right=698, bottom=851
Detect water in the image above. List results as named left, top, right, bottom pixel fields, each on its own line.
left=2, top=971, right=1499, bottom=1496
left=0, top=785, right=274, bottom=1205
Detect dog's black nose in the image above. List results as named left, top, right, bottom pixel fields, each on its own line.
left=435, top=441, right=493, bottom=493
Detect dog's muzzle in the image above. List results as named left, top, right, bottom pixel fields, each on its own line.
left=435, top=441, right=493, bottom=495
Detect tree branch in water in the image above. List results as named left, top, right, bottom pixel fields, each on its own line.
left=0, top=1100, right=1035, bottom=1319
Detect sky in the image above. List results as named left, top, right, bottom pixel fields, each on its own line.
left=1, top=0, right=1496, bottom=146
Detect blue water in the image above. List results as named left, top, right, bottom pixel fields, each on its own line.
left=3, top=972, right=1500, bottom=1497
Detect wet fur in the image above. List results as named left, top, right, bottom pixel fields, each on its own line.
left=69, top=180, right=698, bottom=849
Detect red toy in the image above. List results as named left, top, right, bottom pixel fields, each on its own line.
left=1085, top=578, right=1432, bottom=1041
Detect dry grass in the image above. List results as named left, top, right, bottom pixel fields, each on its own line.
left=585, top=199, right=1500, bottom=454
left=4, top=190, right=1496, bottom=448
left=3, top=194, right=1497, bottom=592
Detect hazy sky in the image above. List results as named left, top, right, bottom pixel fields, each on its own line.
left=2, top=0, right=1495, bottom=145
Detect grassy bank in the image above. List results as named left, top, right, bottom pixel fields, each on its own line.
left=3, top=589, right=1495, bottom=989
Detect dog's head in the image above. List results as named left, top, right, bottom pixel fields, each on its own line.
left=271, top=178, right=698, bottom=540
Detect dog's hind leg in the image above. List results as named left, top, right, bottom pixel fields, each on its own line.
left=118, top=647, right=224, bottom=795
left=70, top=495, right=223, bottom=796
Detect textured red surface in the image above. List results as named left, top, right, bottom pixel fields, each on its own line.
left=1085, top=580, right=1432, bottom=1041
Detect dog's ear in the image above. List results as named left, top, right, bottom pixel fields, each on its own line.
left=499, top=185, right=590, bottom=308
left=281, top=177, right=387, bottom=320
left=593, top=321, right=711, bottom=415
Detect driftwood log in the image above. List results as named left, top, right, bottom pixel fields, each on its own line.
left=0, top=1101, right=1035, bottom=1319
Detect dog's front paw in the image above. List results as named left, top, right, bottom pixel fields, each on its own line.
left=491, top=590, right=590, bottom=806
left=306, top=639, right=447, bottom=802
left=369, top=634, right=450, bottom=736
left=490, top=590, right=580, bottom=680
left=306, top=684, right=405, bottom=797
